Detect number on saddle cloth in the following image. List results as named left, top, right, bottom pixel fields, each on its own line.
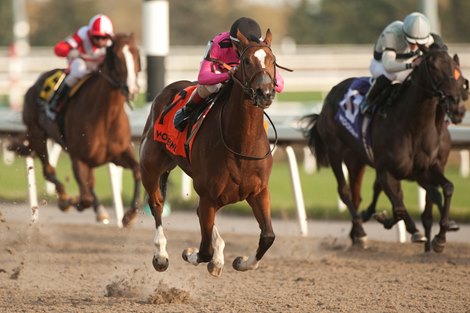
left=39, top=70, right=66, bottom=104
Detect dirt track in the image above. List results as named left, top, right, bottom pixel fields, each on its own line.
left=1, top=207, right=470, bottom=313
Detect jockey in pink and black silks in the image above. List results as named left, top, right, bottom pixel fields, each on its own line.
left=173, top=17, right=284, bottom=131
left=46, top=14, right=114, bottom=119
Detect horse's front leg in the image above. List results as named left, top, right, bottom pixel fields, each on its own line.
left=232, top=188, right=275, bottom=272
left=182, top=198, right=225, bottom=277
left=70, top=157, right=95, bottom=211
left=428, top=170, right=453, bottom=253
left=91, top=190, right=109, bottom=224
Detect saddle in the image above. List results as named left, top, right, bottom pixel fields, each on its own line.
left=38, top=69, right=91, bottom=112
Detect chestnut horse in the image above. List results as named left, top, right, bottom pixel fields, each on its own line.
left=140, top=30, right=277, bottom=276
left=303, top=45, right=466, bottom=252
left=10, top=33, right=141, bottom=225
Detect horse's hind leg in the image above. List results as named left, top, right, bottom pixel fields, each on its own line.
left=140, top=138, right=174, bottom=272
left=91, top=190, right=110, bottom=224
left=331, top=157, right=367, bottom=247
left=25, top=126, right=69, bottom=209
left=362, top=177, right=382, bottom=222
left=232, top=188, right=275, bottom=272
left=113, top=147, right=142, bottom=227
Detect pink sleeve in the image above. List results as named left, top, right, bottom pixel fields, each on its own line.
left=197, top=59, right=230, bottom=85
left=275, top=71, right=284, bottom=93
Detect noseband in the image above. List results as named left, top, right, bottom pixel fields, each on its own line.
left=231, top=43, right=276, bottom=105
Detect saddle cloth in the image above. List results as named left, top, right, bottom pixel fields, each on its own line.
left=39, top=69, right=90, bottom=104
left=154, top=85, right=214, bottom=161
left=334, top=77, right=374, bottom=160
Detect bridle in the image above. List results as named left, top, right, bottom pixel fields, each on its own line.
left=415, top=50, right=461, bottom=115
left=218, top=42, right=279, bottom=160
left=230, top=42, right=276, bottom=106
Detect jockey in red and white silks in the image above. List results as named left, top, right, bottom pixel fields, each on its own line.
left=54, top=14, right=114, bottom=87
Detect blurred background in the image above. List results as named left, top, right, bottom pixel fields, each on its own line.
left=0, top=0, right=469, bottom=223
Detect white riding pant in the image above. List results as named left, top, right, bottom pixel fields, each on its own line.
left=195, top=83, right=223, bottom=99
left=369, top=59, right=413, bottom=83
left=64, top=58, right=99, bottom=87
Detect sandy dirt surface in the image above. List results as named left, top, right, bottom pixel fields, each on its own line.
left=1, top=206, right=470, bottom=313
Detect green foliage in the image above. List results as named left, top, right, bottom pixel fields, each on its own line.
left=2, top=0, right=470, bottom=46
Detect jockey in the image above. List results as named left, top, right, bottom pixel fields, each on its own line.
left=46, top=14, right=114, bottom=119
left=173, top=17, right=284, bottom=131
left=361, top=12, right=442, bottom=114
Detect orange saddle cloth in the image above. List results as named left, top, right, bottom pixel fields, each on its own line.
left=154, top=85, right=213, bottom=161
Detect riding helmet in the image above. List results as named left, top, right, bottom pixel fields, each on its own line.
left=403, top=12, right=431, bottom=45
left=230, top=17, right=262, bottom=43
left=88, top=14, right=114, bottom=38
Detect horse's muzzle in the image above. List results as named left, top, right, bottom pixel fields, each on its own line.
left=254, top=87, right=275, bottom=109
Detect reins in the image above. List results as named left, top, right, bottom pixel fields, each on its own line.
left=218, top=99, right=278, bottom=160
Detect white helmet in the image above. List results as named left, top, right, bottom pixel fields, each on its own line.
left=88, top=14, right=114, bottom=37
left=403, top=12, right=431, bottom=45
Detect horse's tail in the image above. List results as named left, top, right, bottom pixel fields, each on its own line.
left=300, top=113, right=330, bottom=168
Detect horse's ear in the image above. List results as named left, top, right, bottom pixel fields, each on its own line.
left=420, top=45, right=430, bottom=54
left=454, top=54, right=460, bottom=66
left=237, top=29, right=250, bottom=48
left=264, top=29, right=272, bottom=47
left=129, top=32, right=136, bottom=45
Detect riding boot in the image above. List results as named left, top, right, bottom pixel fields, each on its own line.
left=174, top=92, right=204, bottom=131
left=360, top=75, right=391, bottom=115
left=46, top=83, right=71, bottom=120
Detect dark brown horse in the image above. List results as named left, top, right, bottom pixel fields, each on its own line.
left=362, top=123, right=460, bottom=252
left=140, top=30, right=277, bottom=277
left=362, top=72, right=468, bottom=252
left=10, top=33, right=141, bottom=225
left=303, top=45, right=466, bottom=251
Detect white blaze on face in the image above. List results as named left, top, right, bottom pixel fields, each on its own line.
left=122, top=44, right=138, bottom=95
left=254, top=49, right=267, bottom=68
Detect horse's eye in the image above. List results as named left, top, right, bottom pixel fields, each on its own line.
left=244, top=58, right=251, bottom=66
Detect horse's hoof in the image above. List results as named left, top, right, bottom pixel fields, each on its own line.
left=232, top=256, right=247, bottom=271
left=182, top=248, right=199, bottom=266
left=96, top=206, right=109, bottom=225
left=232, top=256, right=259, bottom=271
left=447, top=220, right=460, bottom=232
left=122, top=211, right=137, bottom=228
left=431, top=236, right=446, bottom=253
left=352, top=236, right=368, bottom=249
left=152, top=255, right=169, bottom=272
left=207, top=261, right=223, bottom=277
left=373, top=211, right=388, bottom=224
left=410, top=232, right=427, bottom=243
left=58, top=197, right=72, bottom=212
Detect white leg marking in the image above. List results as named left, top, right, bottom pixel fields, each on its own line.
left=122, top=44, right=138, bottom=95
left=211, top=226, right=225, bottom=268
left=238, top=255, right=259, bottom=271
left=153, top=225, right=169, bottom=260
left=254, top=49, right=267, bottom=68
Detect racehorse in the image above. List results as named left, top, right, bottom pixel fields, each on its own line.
left=303, top=45, right=466, bottom=251
left=139, top=29, right=278, bottom=276
left=9, top=33, right=142, bottom=225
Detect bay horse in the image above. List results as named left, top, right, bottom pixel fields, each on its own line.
left=140, top=30, right=277, bottom=276
left=303, top=45, right=466, bottom=251
left=10, top=33, right=141, bottom=225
